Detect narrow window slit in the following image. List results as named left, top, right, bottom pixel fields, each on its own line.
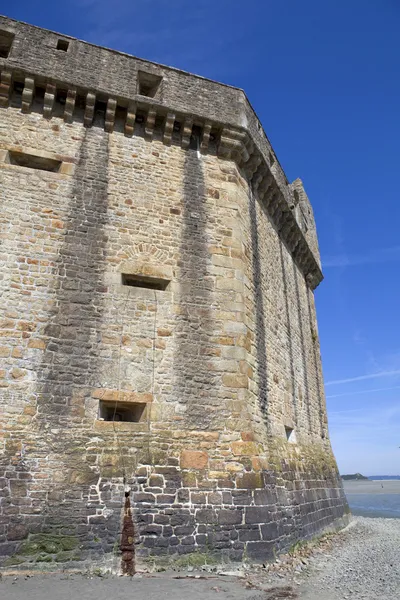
left=285, top=426, right=296, bottom=444
left=0, top=30, right=14, bottom=58
left=99, top=401, right=146, bottom=423
left=122, top=273, right=170, bottom=291
left=137, top=71, right=162, bottom=98
left=7, top=150, right=61, bottom=173
left=57, top=39, right=69, bottom=52
left=56, top=90, right=67, bottom=105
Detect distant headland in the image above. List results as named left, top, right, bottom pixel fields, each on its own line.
left=341, top=473, right=369, bottom=481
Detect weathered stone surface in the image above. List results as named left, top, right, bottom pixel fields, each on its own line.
left=180, top=451, right=208, bottom=470
left=218, top=509, right=243, bottom=525
left=0, top=14, right=348, bottom=573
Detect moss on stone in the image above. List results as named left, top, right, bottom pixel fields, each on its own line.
left=266, top=437, right=340, bottom=480
left=3, top=556, right=26, bottom=566
left=56, top=551, right=73, bottom=562
left=173, top=551, right=219, bottom=568
left=17, top=533, right=79, bottom=557
left=36, top=553, right=54, bottom=562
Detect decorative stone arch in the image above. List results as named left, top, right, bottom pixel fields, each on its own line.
left=114, top=244, right=174, bottom=283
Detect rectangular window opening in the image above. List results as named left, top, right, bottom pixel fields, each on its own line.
left=0, top=30, right=14, bottom=58
left=99, top=401, right=146, bottom=423
left=56, top=89, right=67, bottom=105
left=34, top=86, right=46, bottom=109
left=8, top=150, right=62, bottom=173
left=137, top=71, right=162, bottom=98
left=122, top=273, right=170, bottom=291
left=190, top=124, right=203, bottom=150
left=57, top=39, right=69, bottom=52
left=285, top=426, right=296, bottom=444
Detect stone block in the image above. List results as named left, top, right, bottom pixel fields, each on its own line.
left=232, top=491, right=253, bottom=506
left=27, top=338, right=46, bottom=350
left=139, top=524, right=162, bottom=536
left=254, top=488, right=276, bottom=505
left=245, top=507, right=270, bottom=524
left=177, top=489, right=190, bottom=503
left=181, top=535, right=195, bottom=545
left=133, top=493, right=155, bottom=504
left=246, top=541, right=275, bottom=562
left=236, top=472, right=264, bottom=489
left=260, top=522, right=278, bottom=540
left=174, top=525, right=195, bottom=536
left=180, top=450, right=208, bottom=470
left=238, top=528, right=261, bottom=542
left=7, top=523, right=28, bottom=540
left=156, top=494, right=175, bottom=504
left=231, top=441, right=260, bottom=456
left=196, top=534, right=207, bottom=545
left=196, top=509, right=217, bottom=524
left=191, top=492, right=206, bottom=504
left=218, top=509, right=243, bottom=525
left=222, top=374, right=248, bottom=388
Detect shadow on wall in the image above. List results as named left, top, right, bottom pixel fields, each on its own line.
left=24, top=127, right=118, bottom=550
left=173, top=137, right=217, bottom=429
left=291, top=260, right=312, bottom=435
left=248, top=190, right=270, bottom=433
left=306, top=290, right=326, bottom=438
left=279, top=241, right=299, bottom=429
left=37, top=127, right=109, bottom=424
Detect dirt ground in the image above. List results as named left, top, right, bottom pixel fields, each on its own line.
left=1, top=517, right=399, bottom=600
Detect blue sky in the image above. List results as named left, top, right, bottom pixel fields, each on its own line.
left=4, top=1, right=400, bottom=475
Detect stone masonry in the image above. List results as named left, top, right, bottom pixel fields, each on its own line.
left=0, top=16, right=349, bottom=572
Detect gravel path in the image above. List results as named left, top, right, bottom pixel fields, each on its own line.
left=299, top=517, right=400, bottom=599
left=1, top=517, right=399, bottom=600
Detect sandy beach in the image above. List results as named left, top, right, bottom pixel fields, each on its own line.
left=343, top=479, right=400, bottom=494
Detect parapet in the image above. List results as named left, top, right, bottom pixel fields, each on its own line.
left=290, top=178, right=321, bottom=269
left=0, top=15, right=323, bottom=288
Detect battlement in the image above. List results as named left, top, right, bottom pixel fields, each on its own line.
left=0, top=15, right=322, bottom=288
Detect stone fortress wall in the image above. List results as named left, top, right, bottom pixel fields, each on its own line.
left=0, top=16, right=348, bottom=572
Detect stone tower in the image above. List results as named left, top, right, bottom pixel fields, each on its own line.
left=0, top=16, right=348, bottom=571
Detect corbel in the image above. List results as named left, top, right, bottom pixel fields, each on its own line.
left=181, top=117, right=193, bottom=149
left=252, top=165, right=265, bottom=193
left=243, top=150, right=262, bottom=180
left=125, top=101, right=136, bottom=136
left=43, top=82, right=56, bottom=119
left=258, top=173, right=274, bottom=202
left=84, top=91, right=96, bottom=127
left=145, top=108, right=157, bottom=139
left=200, top=121, right=212, bottom=152
left=163, top=111, right=175, bottom=145
left=0, top=70, right=12, bottom=107
left=64, top=88, right=76, bottom=122
left=21, top=77, right=34, bottom=113
left=105, top=97, right=117, bottom=133
left=218, top=127, right=248, bottom=161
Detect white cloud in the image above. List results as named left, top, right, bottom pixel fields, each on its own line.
left=327, top=385, right=400, bottom=399
left=323, top=245, right=400, bottom=268
left=326, top=370, right=400, bottom=386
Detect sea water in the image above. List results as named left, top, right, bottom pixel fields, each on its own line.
left=343, top=479, right=400, bottom=518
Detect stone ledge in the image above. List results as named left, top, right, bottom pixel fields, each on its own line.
left=93, top=420, right=149, bottom=432
left=0, top=144, right=75, bottom=176
left=91, top=389, right=153, bottom=403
